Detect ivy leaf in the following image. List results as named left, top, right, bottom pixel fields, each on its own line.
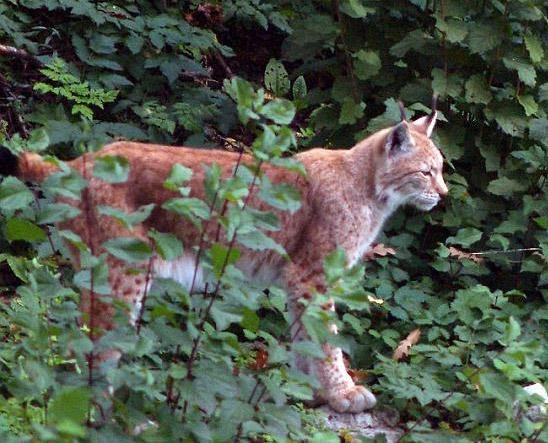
left=103, top=237, right=153, bottom=262
left=465, top=74, right=492, bottom=104
left=6, top=217, right=46, bottom=242
left=264, top=59, right=290, bottom=96
left=339, top=0, right=375, bottom=19
left=447, top=227, right=482, bottom=247
left=149, top=230, right=183, bottom=261
left=93, top=155, right=130, bottom=183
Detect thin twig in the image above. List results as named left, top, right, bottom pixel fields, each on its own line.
left=136, top=255, right=154, bottom=335
left=469, top=247, right=541, bottom=256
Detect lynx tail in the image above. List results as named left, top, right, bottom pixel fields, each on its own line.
left=18, top=153, right=59, bottom=182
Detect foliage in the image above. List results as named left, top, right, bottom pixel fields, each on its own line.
left=0, top=0, right=546, bottom=441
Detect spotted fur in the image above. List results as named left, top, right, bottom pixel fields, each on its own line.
left=17, top=114, right=447, bottom=413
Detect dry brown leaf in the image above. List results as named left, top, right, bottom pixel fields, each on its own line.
left=393, top=328, right=421, bottom=361
left=363, top=243, right=397, bottom=260
left=448, top=246, right=484, bottom=264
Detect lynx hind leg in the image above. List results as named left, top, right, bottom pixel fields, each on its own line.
left=79, top=256, right=150, bottom=367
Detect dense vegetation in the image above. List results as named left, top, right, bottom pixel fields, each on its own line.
left=0, top=0, right=546, bottom=441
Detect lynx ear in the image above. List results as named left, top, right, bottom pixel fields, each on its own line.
left=411, top=95, right=438, bottom=138
left=412, top=112, right=437, bottom=138
left=386, top=121, right=414, bottom=156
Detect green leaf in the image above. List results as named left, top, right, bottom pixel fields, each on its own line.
left=264, top=58, right=290, bottom=96
left=238, top=230, right=286, bottom=256
left=0, top=177, right=34, bottom=212
left=487, top=177, right=528, bottom=196
left=468, top=22, right=503, bottom=54
left=36, top=203, right=81, bottom=224
left=163, top=163, right=193, bottom=191
left=210, top=243, right=240, bottom=278
left=324, top=248, right=347, bottom=284
left=446, top=227, right=482, bottom=247
left=149, top=230, right=183, bottom=261
left=162, top=197, right=210, bottom=221
left=48, top=387, right=91, bottom=425
left=500, top=316, right=521, bottom=345
left=261, top=99, right=296, bottom=125
left=524, top=34, right=543, bottom=63
left=517, top=95, right=538, bottom=116
left=339, top=99, right=365, bottom=125
left=339, top=0, right=375, bottom=19
left=502, top=58, right=536, bottom=87
left=353, top=50, right=381, bottom=80
left=436, top=18, right=468, bottom=43
left=97, top=203, right=155, bottom=229
left=292, top=75, right=307, bottom=99
left=27, top=128, right=50, bottom=152
left=5, top=217, right=46, bottom=242
left=93, top=155, right=130, bottom=183
left=479, top=372, right=516, bottom=403
left=465, top=74, right=492, bottom=104
left=103, top=237, right=152, bottom=262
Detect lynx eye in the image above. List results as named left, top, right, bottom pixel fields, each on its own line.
left=419, top=169, right=432, bottom=176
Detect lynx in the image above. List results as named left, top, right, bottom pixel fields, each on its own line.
left=15, top=106, right=447, bottom=413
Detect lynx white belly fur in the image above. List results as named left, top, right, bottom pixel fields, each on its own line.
left=17, top=106, right=447, bottom=413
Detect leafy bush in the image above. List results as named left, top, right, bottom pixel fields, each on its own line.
left=0, top=0, right=546, bottom=441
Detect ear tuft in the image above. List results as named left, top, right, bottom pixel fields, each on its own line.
left=412, top=112, right=437, bottom=138
left=386, top=122, right=413, bottom=156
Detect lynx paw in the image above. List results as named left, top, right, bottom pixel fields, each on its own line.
left=327, top=385, right=377, bottom=413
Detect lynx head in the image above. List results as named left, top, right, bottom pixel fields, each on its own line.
left=375, top=101, right=448, bottom=211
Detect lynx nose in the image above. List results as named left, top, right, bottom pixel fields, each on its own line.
left=436, top=177, right=448, bottom=198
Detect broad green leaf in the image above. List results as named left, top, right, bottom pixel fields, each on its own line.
left=467, top=22, right=503, bottom=54
left=339, top=0, right=375, bottom=19
left=27, top=128, right=50, bottom=152
left=36, top=203, right=81, bottom=224
left=149, top=230, right=183, bottom=261
left=210, top=242, right=240, bottom=278
left=103, top=237, right=152, bottom=262
left=93, top=155, right=130, bottom=183
left=238, top=230, right=286, bottom=256
left=502, top=58, right=536, bottom=87
left=324, top=248, right=347, bottom=284
left=163, top=163, right=193, bottom=191
left=465, top=74, right=492, bottom=104
left=339, top=99, right=365, bottom=125
left=261, top=99, right=296, bottom=125
left=264, top=58, right=290, bottom=96
left=48, top=387, right=90, bottom=425
left=353, top=50, right=381, bottom=80
left=0, top=177, right=34, bottom=212
left=487, top=177, right=528, bottom=196
left=524, top=34, right=543, bottom=63
left=436, top=18, right=468, bottom=43
left=162, top=197, right=210, bottom=221
left=97, top=203, right=155, bottom=229
left=6, top=217, right=46, bottom=242
left=479, top=372, right=516, bottom=403
left=292, top=75, right=307, bottom=99
left=517, top=95, right=538, bottom=116
left=446, top=227, right=482, bottom=247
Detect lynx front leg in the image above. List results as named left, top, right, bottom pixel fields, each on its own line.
left=285, top=265, right=376, bottom=413
left=315, top=300, right=376, bottom=413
